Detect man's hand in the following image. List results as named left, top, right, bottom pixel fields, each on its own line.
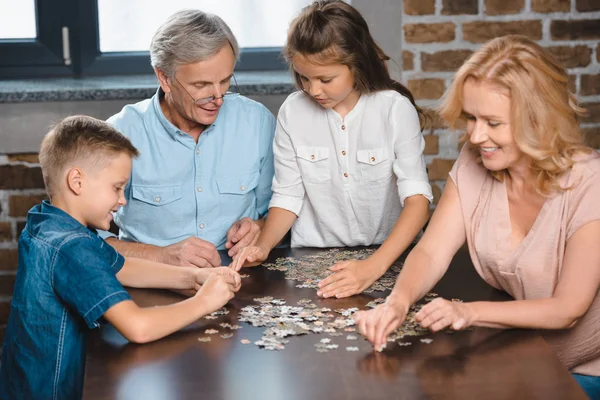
left=229, top=245, right=270, bottom=271
left=159, top=237, right=221, bottom=268
left=225, top=217, right=261, bottom=257
left=316, top=259, right=383, bottom=299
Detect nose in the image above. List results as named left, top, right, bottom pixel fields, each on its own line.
left=469, top=120, right=488, bottom=145
left=119, top=192, right=127, bottom=207
left=305, top=80, right=322, bottom=97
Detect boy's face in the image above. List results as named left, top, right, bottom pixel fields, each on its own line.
left=80, top=152, right=132, bottom=231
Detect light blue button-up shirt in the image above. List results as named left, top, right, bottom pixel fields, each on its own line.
left=103, top=89, right=275, bottom=249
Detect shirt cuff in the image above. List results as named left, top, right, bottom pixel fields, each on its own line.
left=97, top=229, right=117, bottom=240
left=397, top=181, right=433, bottom=207
left=269, top=193, right=304, bottom=216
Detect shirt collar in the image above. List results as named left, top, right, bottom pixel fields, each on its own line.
left=27, top=200, right=97, bottom=235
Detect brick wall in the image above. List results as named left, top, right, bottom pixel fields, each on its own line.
left=402, top=0, right=600, bottom=204
left=0, top=0, right=599, bottom=349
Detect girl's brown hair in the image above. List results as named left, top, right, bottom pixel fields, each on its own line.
left=283, top=0, right=426, bottom=128
left=438, top=35, right=591, bottom=195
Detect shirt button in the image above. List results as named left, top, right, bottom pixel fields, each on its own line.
left=371, top=156, right=376, bottom=163
left=310, top=154, right=315, bottom=160
left=343, top=173, right=348, bottom=178
left=240, top=185, right=246, bottom=191
left=199, top=223, right=205, bottom=229
left=155, top=196, right=161, bottom=202
left=341, top=125, right=346, bottom=130
left=196, top=149, right=200, bottom=155
left=341, top=150, right=346, bottom=156
left=197, top=187, right=203, bottom=192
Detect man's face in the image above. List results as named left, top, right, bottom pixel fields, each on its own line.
left=166, top=45, right=236, bottom=126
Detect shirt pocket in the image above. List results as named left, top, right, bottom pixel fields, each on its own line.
left=357, top=148, right=392, bottom=183
left=296, top=146, right=331, bottom=183
left=216, top=171, right=260, bottom=217
left=131, top=184, right=183, bottom=206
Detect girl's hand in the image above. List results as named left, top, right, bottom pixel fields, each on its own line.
left=229, top=245, right=270, bottom=271
left=415, top=297, right=476, bottom=332
left=317, top=259, right=383, bottom=299
left=355, top=297, right=409, bottom=351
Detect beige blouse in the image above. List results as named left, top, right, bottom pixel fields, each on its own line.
left=450, top=146, right=600, bottom=375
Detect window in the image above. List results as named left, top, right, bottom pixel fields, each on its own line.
left=0, top=0, right=310, bottom=79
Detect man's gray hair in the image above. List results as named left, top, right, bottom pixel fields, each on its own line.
left=150, top=9, right=240, bottom=78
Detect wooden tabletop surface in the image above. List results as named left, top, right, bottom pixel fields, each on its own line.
left=83, top=247, right=587, bottom=400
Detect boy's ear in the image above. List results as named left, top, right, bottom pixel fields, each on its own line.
left=66, top=167, right=84, bottom=195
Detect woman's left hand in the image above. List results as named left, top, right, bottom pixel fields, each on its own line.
left=415, top=297, right=476, bottom=332
left=317, top=259, right=382, bottom=299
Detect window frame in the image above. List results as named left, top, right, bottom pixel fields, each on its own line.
left=0, top=0, right=287, bottom=79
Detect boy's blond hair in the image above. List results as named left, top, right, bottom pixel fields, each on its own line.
left=438, top=35, right=591, bottom=195
left=39, top=115, right=139, bottom=199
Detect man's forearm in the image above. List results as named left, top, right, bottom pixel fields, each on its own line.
left=105, top=237, right=163, bottom=262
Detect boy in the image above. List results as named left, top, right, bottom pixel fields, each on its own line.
left=0, top=115, right=241, bottom=399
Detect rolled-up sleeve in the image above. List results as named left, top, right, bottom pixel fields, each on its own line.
left=268, top=110, right=305, bottom=215
left=392, top=98, right=433, bottom=206
left=255, top=109, right=276, bottom=218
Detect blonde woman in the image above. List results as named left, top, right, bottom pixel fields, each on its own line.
left=355, top=35, right=600, bottom=398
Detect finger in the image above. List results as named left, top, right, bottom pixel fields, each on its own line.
left=196, top=248, right=221, bottom=268
left=452, top=318, right=466, bottom=330
left=366, top=309, right=380, bottom=348
left=233, top=247, right=249, bottom=271
left=319, top=277, right=350, bottom=298
left=334, top=288, right=358, bottom=299
left=374, top=308, right=399, bottom=348
left=228, top=231, right=257, bottom=257
left=185, top=255, right=212, bottom=268
left=231, top=221, right=251, bottom=244
left=225, top=224, right=238, bottom=249
left=419, top=308, right=447, bottom=329
left=318, top=270, right=347, bottom=290
left=415, top=300, right=443, bottom=322
left=328, top=261, right=351, bottom=272
left=430, top=315, right=453, bottom=333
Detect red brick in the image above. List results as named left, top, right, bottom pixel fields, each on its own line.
left=408, top=79, right=446, bottom=100
left=581, top=74, right=600, bottom=96
left=582, top=102, right=600, bottom=123
left=531, top=0, right=570, bottom=12
left=546, top=45, right=591, bottom=69
left=576, top=0, right=600, bottom=11
left=442, top=0, right=478, bottom=14
left=0, top=300, right=11, bottom=325
left=0, top=250, right=18, bottom=271
left=403, top=51, right=414, bottom=71
left=404, top=23, right=456, bottom=44
left=486, top=0, right=524, bottom=15
left=428, top=158, right=457, bottom=180
left=405, top=0, right=435, bottom=14
left=551, top=20, right=600, bottom=41
left=7, top=153, right=39, bottom=164
left=463, top=21, right=543, bottom=43
left=583, top=127, right=600, bottom=149
left=424, top=135, right=440, bottom=155
left=0, top=165, right=45, bottom=190
left=9, top=194, right=47, bottom=217
left=597, top=44, right=600, bottom=63
left=0, top=223, right=12, bottom=242
left=421, top=50, right=473, bottom=72
left=0, top=274, right=16, bottom=296
left=423, top=108, right=448, bottom=132
left=569, top=75, right=577, bottom=94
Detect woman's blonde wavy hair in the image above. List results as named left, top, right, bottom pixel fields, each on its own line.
left=438, top=35, right=591, bottom=195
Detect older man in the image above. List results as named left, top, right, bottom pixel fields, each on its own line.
left=102, top=10, right=276, bottom=268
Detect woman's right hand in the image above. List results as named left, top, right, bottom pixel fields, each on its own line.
left=229, top=245, right=270, bottom=271
left=354, top=297, right=409, bottom=351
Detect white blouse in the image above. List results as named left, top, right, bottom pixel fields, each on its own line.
left=269, top=90, right=432, bottom=248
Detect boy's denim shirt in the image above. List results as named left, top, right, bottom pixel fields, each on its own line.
left=0, top=201, right=131, bottom=399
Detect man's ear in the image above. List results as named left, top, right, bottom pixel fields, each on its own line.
left=66, top=167, right=84, bottom=195
left=155, top=67, right=172, bottom=94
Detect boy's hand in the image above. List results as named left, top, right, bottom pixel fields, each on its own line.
left=229, top=245, right=269, bottom=271
left=195, top=269, right=241, bottom=313
left=159, top=237, right=221, bottom=268
left=225, top=217, right=261, bottom=257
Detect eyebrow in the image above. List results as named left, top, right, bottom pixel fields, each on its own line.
left=189, top=74, right=233, bottom=85
left=461, top=110, right=504, bottom=120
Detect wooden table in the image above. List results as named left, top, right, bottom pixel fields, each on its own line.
left=84, top=247, right=587, bottom=400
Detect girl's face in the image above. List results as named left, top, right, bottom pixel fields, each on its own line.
left=292, top=54, right=359, bottom=114
left=462, top=78, right=526, bottom=173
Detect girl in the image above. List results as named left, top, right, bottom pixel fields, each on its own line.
left=232, top=0, right=432, bottom=299
left=355, top=35, right=600, bottom=398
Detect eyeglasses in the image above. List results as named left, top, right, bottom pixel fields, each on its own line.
left=173, top=74, right=241, bottom=105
